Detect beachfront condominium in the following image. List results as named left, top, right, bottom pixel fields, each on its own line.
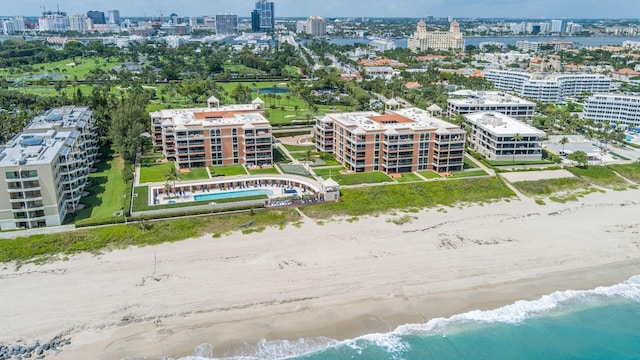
left=447, top=90, right=536, bottom=121
left=306, top=16, right=326, bottom=36
left=0, top=107, right=99, bottom=230
left=484, top=69, right=611, bottom=104
left=315, top=108, right=465, bottom=174
left=464, top=112, right=546, bottom=161
left=254, top=0, right=275, bottom=32
left=150, top=97, right=272, bottom=169
left=407, top=20, right=464, bottom=52
left=583, top=94, right=640, bottom=128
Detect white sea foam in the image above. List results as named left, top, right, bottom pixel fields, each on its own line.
left=174, top=275, right=640, bottom=360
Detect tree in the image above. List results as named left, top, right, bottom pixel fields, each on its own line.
left=165, top=164, right=181, bottom=192
left=511, top=133, right=523, bottom=163
left=109, top=92, right=148, bottom=163
left=568, top=150, right=588, bottom=168
left=559, top=137, right=569, bottom=153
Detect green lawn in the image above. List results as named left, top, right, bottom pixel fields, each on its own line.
left=451, top=170, right=488, bottom=178
left=72, top=149, right=128, bottom=223
left=210, top=164, right=248, bottom=177
left=310, top=157, right=342, bottom=167
left=487, top=159, right=553, bottom=166
left=248, top=167, right=281, bottom=175
left=283, top=143, right=315, bottom=152
left=274, top=147, right=291, bottom=162
left=139, top=162, right=175, bottom=183
left=566, top=166, right=628, bottom=189
left=418, top=170, right=443, bottom=179
left=180, top=168, right=210, bottom=181
left=463, top=157, right=480, bottom=169
left=312, top=166, right=346, bottom=178
left=278, top=163, right=312, bottom=177
left=326, top=172, right=393, bottom=186
left=394, top=173, right=423, bottom=183
left=301, top=178, right=515, bottom=218
left=608, top=163, right=640, bottom=183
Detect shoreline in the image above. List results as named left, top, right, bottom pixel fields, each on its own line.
left=2, top=189, right=640, bottom=359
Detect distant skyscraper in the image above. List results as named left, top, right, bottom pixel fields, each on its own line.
left=251, top=10, right=260, bottom=32
left=306, top=16, right=326, bottom=36
left=407, top=20, right=464, bottom=52
left=87, top=11, right=105, bottom=25
left=550, top=19, right=564, bottom=33
left=108, top=10, right=120, bottom=25
left=254, top=0, right=274, bottom=31
left=215, top=14, right=238, bottom=35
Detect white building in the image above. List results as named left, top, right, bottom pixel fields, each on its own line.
left=0, top=107, right=99, bottom=230
left=370, top=38, right=395, bottom=51
left=516, top=41, right=542, bottom=52
left=464, top=112, right=546, bottom=161
left=583, top=94, right=640, bottom=128
left=69, top=14, right=88, bottom=33
left=484, top=70, right=612, bottom=104
left=306, top=16, right=326, bottom=36
left=295, top=20, right=306, bottom=33
left=447, top=90, right=536, bottom=121
left=408, top=20, right=464, bottom=52
left=189, top=15, right=216, bottom=31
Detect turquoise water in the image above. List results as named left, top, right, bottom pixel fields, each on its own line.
left=178, top=276, right=640, bottom=360
left=193, top=189, right=273, bottom=201
left=253, top=88, right=290, bottom=94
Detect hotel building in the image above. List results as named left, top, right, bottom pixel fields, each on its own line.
left=315, top=108, right=465, bottom=174
left=464, top=112, right=546, bottom=161
left=151, top=97, right=273, bottom=169
left=583, top=94, right=640, bottom=127
left=447, top=90, right=536, bottom=121
left=484, top=69, right=611, bottom=103
left=0, top=107, right=99, bottom=230
left=408, top=20, right=464, bottom=52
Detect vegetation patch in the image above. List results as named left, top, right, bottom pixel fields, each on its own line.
left=300, top=178, right=515, bottom=218
left=139, top=162, right=175, bottom=183
left=0, top=209, right=301, bottom=263
left=324, top=171, right=393, bottom=186
left=179, top=168, right=210, bottom=181
left=248, top=167, right=281, bottom=175
left=418, top=170, right=443, bottom=179
left=566, top=166, right=628, bottom=188
left=512, top=177, right=592, bottom=197
left=394, top=173, right=423, bottom=183
left=451, top=170, right=488, bottom=178
left=608, top=163, right=640, bottom=184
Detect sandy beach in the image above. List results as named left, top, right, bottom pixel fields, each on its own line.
left=2, top=189, right=640, bottom=359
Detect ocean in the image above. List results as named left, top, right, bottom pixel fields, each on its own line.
left=177, top=275, right=640, bottom=360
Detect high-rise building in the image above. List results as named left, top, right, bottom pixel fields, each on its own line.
left=251, top=10, right=261, bottom=32
left=69, top=14, right=88, bottom=33
left=87, top=11, right=105, bottom=25
left=189, top=15, right=216, bottom=31
left=38, top=14, right=69, bottom=32
left=0, top=107, right=99, bottom=230
left=108, top=9, right=120, bottom=25
left=150, top=98, right=272, bottom=169
left=254, top=0, right=274, bottom=32
left=550, top=19, right=565, bottom=33
left=315, top=108, right=466, bottom=174
left=583, top=94, right=640, bottom=127
left=407, top=20, right=464, bottom=52
left=215, top=14, right=238, bottom=35
left=306, top=16, right=326, bottom=36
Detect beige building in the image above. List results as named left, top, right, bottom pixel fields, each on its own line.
left=151, top=97, right=273, bottom=169
left=408, top=20, right=464, bottom=52
left=315, top=108, right=465, bottom=174
left=0, top=107, right=99, bottom=230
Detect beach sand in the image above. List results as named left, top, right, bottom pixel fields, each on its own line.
left=1, top=189, right=640, bottom=359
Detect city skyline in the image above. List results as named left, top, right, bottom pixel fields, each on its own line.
left=2, top=0, right=640, bottom=19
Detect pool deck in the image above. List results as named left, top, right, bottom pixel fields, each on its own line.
left=155, top=183, right=314, bottom=206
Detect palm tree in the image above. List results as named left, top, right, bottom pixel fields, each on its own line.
left=166, top=164, right=181, bottom=193
left=512, top=133, right=523, bottom=164
left=559, top=137, right=569, bottom=153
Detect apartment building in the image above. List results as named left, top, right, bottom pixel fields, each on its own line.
left=315, top=108, right=465, bottom=174
left=484, top=69, right=611, bottom=103
left=447, top=90, right=536, bottom=121
left=0, top=107, right=99, bottom=230
left=583, top=94, right=640, bottom=127
left=151, top=97, right=272, bottom=169
left=464, top=112, right=546, bottom=161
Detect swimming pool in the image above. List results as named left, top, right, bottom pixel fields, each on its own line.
left=193, top=189, right=273, bottom=202
left=626, top=135, right=634, bottom=142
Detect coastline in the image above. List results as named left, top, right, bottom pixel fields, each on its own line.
left=2, top=189, right=640, bottom=359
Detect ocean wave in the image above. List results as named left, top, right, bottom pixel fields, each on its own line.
left=175, top=275, right=640, bottom=360
left=396, top=274, right=640, bottom=335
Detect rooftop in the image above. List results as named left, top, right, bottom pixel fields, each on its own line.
left=0, top=130, right=76, bottom=168
left=323, top=108, right=462, bottom=135
left=448, top=90, right=535, bottom=106
left=465, top=112, right=546, bottom=136
left=150, top=104, right=269, bottom=128
left=25, top=106, right=92, bottom=132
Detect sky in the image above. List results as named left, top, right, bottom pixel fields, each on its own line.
left=3, top=0, right=640, bottom=19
